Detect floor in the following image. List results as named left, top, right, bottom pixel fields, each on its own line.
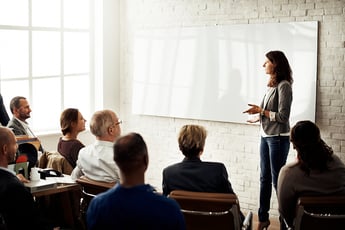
left=252, top=214, right=280, bottom=230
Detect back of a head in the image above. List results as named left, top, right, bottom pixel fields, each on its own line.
left=0, top=127, right=15, bottom=164
left=90, top=109, right=116, bottom=137
left=291, top=120, right=320, bottom=148
left=113, top=132, right=148, bottom=173
left=0, top=127, right=12, bottom=149
left=290, top=120, right=333, bottom=172
left=60, top=108, right=79, bottom=135
left=178, top=124, right=207, bottom=158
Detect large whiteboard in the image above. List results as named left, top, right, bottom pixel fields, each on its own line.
left=132, top=21, right=318, bottom=125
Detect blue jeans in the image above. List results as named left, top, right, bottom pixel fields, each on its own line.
left=258, top=135, right=290, bottom=222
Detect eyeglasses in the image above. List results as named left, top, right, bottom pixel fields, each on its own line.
left=114, top=119, right=122, bottom=126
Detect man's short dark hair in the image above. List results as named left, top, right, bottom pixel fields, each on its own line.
left=113, top=132, right=148, bottom=172
left=9, top=96, right=26, bottom=114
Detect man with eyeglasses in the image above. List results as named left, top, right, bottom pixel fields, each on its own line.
left=71, top=109, right=121, bottom=183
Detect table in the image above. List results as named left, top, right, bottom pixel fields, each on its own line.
left=32, top=182, right=80, bottom=197
left=30, top=177, right=82, bottom=229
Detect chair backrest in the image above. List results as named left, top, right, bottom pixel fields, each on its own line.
left=169, top=190, right=242, bottom=230
left=76, top=176, right=115, bottom=229
left=76, top=176, right=115, bottom=197
left=294, top=195, right=345, bottom=230
left=17, top=143, right=38, bottom=172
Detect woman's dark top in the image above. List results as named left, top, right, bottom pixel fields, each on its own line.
left=57, top=137, right=85, bottom=168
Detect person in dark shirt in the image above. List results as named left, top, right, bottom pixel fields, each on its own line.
left=162, top=124, right=245, bottom=223
left=87, top=132, right=185, bottom=230
left=162, top=124, right=234, bottom=195
left=0, top=93, right=9, bottom=126
left=57, top=108, right=86, bottom=168
left=278, top=120, right=345, bottom=229
left=0, top=126, right=50, bottom=230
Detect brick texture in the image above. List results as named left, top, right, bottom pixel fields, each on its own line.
left=121, top=0, right=345, bottom=218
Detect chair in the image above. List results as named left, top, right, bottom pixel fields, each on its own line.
left=76, top=176, right=116, bottom=230
left=291, top=195, right=345, bottom=230
left=169, top=190, right=252, bottom=230
left=18, top=143, right=38, bottom=173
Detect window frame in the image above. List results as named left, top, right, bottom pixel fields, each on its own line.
left=0, top=0, right=100, bottom=134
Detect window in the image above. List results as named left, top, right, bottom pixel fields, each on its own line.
left=0, top=0, right=100, bottom=133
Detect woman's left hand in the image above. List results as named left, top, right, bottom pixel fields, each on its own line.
left=243, top=104, right=262, bottom=114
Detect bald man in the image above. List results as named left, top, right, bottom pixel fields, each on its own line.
left=0, top=127, right=40, bottom=229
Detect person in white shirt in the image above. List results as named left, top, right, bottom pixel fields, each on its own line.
left=71, top=109, right=121, bottom=183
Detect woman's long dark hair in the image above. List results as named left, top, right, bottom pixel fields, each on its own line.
left=266, top=50, right=293, bottom=87
left=290, top=120, right=333, bottom=175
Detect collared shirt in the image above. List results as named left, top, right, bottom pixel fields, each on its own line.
left=71, top=140, right=120, bottom=183
left=0, top=166, right=16, bottom=175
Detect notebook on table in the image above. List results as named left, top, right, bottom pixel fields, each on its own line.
left=24, top=179, right=57, bottom=193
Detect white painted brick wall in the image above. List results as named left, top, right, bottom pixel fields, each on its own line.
left=120, top=0, right=345, bottom=218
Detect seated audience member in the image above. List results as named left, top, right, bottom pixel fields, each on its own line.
left=162, top=124, right=245, bottom=223
left=86, top=132, right=185, bottom=230
left=71, top=109, right=121, bottom=182
left=0, top=93, right=9, bottom=126
left=57, top=108, right=86, bottom=168
left=6, top=96, right=44, bottom=153
left=0, top=127, right=49, bottom=229
left=162, top=124, right=236, bottom=195
left=277, top=120, right=345, bottom=229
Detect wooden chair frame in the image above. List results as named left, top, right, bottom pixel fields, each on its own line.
left=169, top=190, right=252, bottom=230
left=287, top=195, right=345, bottom=230
left=76, top=176, right=115, bottom=230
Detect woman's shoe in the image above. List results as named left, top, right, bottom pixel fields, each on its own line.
left=257, top=220, right=270, bottom=230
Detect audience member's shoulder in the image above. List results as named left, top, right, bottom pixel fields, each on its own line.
left=89, top=186, right=116, bottom=203
left=331, top=154, right=344, bottom=163
left=329, top=154, right=345, bottom=168
left=152, top=191, right=181, bottom=208
left=163, top=162, right=182, bottom=171
left=280, top=160, right=300, bottom=176
left=202, top=160, right=226, bottom=168
left=78, top=143, right=92, bottom=153
left=0, top=168, right=17, bottom=180
left=284, top=160, right=299, bottom=169
left=1, top=171, right=30, bottom=194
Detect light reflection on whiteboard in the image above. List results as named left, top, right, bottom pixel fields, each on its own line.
left=132, top=21, right=317, bottom=125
